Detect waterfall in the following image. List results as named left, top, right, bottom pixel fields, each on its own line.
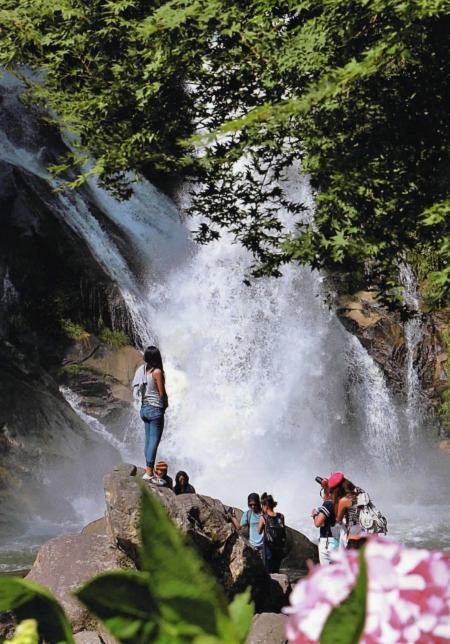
left=2, top=72, right=448, bottom=550
left=399, top=264, right=428, bottom=446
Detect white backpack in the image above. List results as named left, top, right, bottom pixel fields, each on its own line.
left=355, top=489, right=388, bottom=534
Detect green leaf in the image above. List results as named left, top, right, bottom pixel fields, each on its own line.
left=6, top=619, right=39, bottom=644
left=75, top=570, right=158, bottom=643
left=0, top=577, right=74, bottom=644
left=320, top=547, right=368, bottom=644
left=139, top=485, right=228, bottom=636
left=227, top=589, right=254, bottom=642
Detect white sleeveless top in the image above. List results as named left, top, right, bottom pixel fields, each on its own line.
left=132, top=365, right=164, bottom=408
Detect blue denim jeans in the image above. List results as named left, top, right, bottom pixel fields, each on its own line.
left=140, top=404, right=165, bottom=468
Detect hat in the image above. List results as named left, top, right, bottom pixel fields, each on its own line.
left=155, top=461, right=168, bottom=473
left=327, top=471, right=344, bottom=489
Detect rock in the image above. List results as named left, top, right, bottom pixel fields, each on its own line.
left=261, top=574, right=292, bottom=613
left=283, top=526, right=319, bottom=571
left=81, top=517, right=107, bottom=536
left=247, top=613, right=288, bottom=644
left=337, top=292, right=448, bottom=421
left=103, top=464, right=317, bottom=611
left=74, top=632, right=102, bottom=643
left=0, top=342, right=121, bottom=541
left=74, top=631, right=117, bottom=644
left=26, top=533, right=134, bottom=633
left=61, top=341, right=142, bottom=421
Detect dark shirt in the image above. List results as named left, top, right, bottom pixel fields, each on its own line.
left=318, top=500, right=336, bottom=538
left=160, top=474, right=173, bottom=490
left=174, top=483, right=196, bottom=495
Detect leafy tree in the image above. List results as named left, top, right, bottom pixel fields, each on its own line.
left=1, top=0, right=449, bottom=305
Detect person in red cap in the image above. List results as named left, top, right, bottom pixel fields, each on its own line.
left=311, top=478, right=339, bottom=564
left=329, top=475, right=366, bottom=548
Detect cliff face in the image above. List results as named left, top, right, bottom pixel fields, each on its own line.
left=336, top=291, right=449, bottom=437
left=0, top=77, right=134, bottom=538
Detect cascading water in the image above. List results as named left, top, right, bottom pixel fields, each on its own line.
left=399, top=264, right=429, bottom=447
left=1, top=73, right=448, bottom=560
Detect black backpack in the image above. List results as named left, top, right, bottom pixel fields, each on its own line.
left=263, top=512, right=287, bottom=552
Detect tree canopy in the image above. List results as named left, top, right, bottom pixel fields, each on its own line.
left=1, top=0, right=449, bottom=306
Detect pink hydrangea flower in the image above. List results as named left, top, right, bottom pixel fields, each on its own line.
left=284, top=538, right=450, bottom=643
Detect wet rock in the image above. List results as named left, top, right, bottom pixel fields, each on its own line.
left=0, top=342, right=121, bottom=540
left=26, top=533, right=134, bottom=634
left=61, top=341, right=142, bottom=420
left=247, top=613, right=288, bottom=644
left=337, top=292, right=448, bottom=419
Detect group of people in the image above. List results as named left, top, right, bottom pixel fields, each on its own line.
left=311, top=472, right=381, bottom=565
left=228, top=492, right=286, bottom=574
left=132, top=346, right=385, bottom=572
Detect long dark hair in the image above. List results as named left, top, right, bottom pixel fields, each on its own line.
left=261, top=493, right=277, bottom=511
left=174, top=471, right=190, bottom=493
left=144, top=346, right=163, bottom=372
left=332, top=478, right=356, bottom=514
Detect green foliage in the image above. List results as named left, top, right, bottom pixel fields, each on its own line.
left=0, top=487, right=254, bottom=643
left=100, top=327, right=130, bottom=349
left=0, top=577, right=75, bottom=643
left=6, top=619, right=39, bottom=644
left=320, top=547, right=368, bottom=644
left=60, top=319, right=90, bottom=341
left=76, top=486, right=254, bottom=643
left=1, top=0, right=449, bottom=304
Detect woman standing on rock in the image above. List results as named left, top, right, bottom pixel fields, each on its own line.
left=132, top=346, right=168, bottom=483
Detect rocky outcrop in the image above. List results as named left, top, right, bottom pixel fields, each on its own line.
left=0, top=75, right=138, bottom=537
left=27, top=533, right=133, bottom=633
left=60, top=337, right=142, bottom=428
left=0, top=341, right=121, bottom=541
left=103, top=463, right=317, bottom=611
left=23, top=463, right=315, bottom=637
left=337, top=292, right=448, bottom=428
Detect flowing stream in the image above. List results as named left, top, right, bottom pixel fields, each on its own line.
left=1, top=74, right=449, bottom=573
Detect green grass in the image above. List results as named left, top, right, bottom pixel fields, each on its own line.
left=100, top=327, right=130, bottom=349
left=61, top=319, right=90, bottom=341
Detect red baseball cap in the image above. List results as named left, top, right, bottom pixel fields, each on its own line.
left=327, top=471, right=345, bottom=489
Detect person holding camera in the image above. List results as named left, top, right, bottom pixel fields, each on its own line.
left=312, top=475, right=340, bottom=565
left=228, top=493, right=265, bottom=563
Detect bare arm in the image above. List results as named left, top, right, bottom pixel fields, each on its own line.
left=313, top=513, right=326, bottom=528
left=336, top=497, right=351, bottom=523
left=153, top=369, right=167, bottom=400
left=231, top=516, right=242, bottom=531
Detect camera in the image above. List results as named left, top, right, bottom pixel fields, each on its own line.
left=225, top=506, right=236, bottom=522
left=315, top=476, right=324, bottom=485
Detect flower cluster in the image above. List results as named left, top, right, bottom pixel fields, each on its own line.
left=284, top=538, right=450, bottom=643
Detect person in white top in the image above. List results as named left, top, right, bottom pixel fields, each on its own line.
left=132, top=346, right=168, bottom=483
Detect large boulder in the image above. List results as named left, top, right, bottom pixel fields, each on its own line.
left=26, top=532, right=134, bottom=633
left=247, top=613, right=288, bottom=644
left=103, top=463, right=317, bottom=611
